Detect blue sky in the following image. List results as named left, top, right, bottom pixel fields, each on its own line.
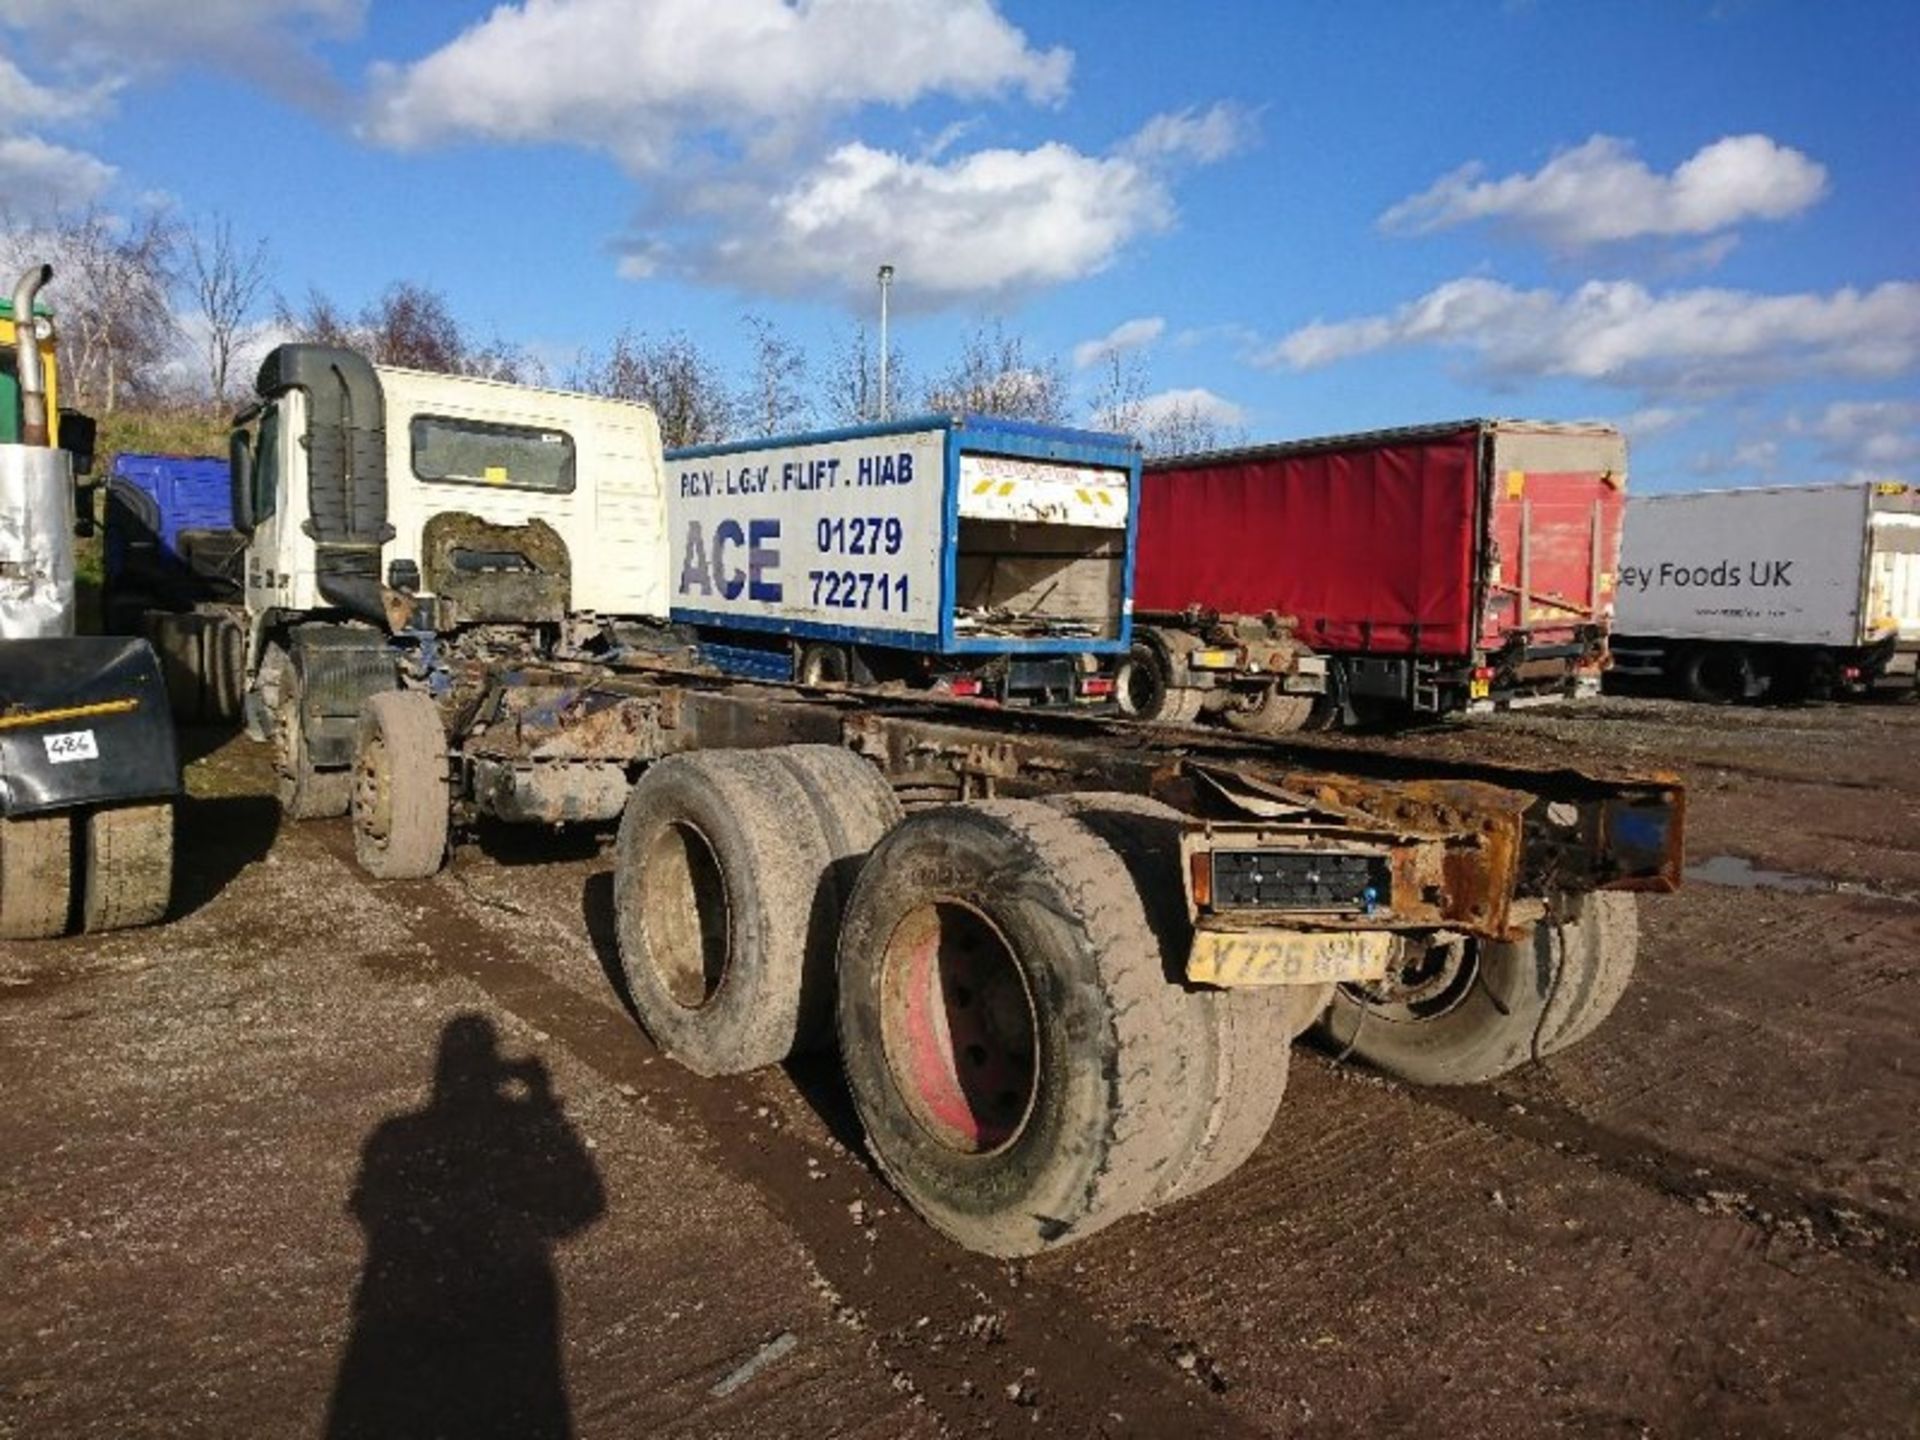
left=1, top=0, right=1914, bottom=489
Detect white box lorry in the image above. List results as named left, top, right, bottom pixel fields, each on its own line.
left=1611, top=480, right=1920, bottom=701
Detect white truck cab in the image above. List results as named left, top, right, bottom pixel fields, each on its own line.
left=237, top=359, right=668, bottom=628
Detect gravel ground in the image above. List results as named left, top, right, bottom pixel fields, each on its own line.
left=3, top=695, right=1916, bottom=1437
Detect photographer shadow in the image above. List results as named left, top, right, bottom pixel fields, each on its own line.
left=325, top=1013, right=606, bottom=1440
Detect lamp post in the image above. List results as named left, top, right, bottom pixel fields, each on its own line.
left=877, top=264, right=894, bottom=422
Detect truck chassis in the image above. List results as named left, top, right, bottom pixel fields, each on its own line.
left=333, top=651, right=1683, bottom=1256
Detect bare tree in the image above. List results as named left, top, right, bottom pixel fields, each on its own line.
left=1, top=207, right=179, bottom=412
left=1138, top=398, right=1243, bottom=458
left=184, top=214, right=270, bottom=405
left=738, top=315, right=811, bottom=438
left=568, top=329, right=732, bottom=447
left=273, top=280, right=534, bottom=383
left=923, top=321, right=1067, bottom=424
left=273, top=286, right=357, bottom=350
left=820, top=322, right=909, bottom=426
left=1085, top=349, right=1148, bottom=437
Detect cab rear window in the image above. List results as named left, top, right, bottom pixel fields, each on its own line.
left=411, top=415, right=575, bottom=494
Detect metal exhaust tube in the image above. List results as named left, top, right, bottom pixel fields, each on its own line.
left=11, top=263, right=52, bottom=447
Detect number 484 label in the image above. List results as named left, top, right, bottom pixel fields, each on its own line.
left=43, top=729, right=100, bottom=764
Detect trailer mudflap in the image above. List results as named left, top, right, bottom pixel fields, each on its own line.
left=0, top=636, right=180, bottom=815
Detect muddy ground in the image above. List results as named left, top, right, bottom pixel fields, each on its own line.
left=3, top=695, right=1916, bottom=1438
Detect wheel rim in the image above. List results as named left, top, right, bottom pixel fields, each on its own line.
left=640, top=821, right=732, bottom=1009
left=1343, top=936, right=1480, bottom=1023
left=879, top=900, right=1038, bottom=1155
left=354, top=730, right=393, bottom=851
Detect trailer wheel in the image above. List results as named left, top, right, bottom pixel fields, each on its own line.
left=836, top=800, right=1227, bottom=1255
left=1315, top=893, right=1640, bottom=1086
left=1041, top=791, right=1297, bottom=1207
left=351, top=692, right=450, bottom=880
left=1116, top=640, right=1202, bottom=725
left=1534, top=893, right=1639, bottom=1057
left=614, top=747, right=897, bottom=1076
left=0, top=814, right=73, bottom=940
left=1222, top=685, right=1314, bottom=737
left=81, top=803, right=173, bottom=932
left=272, top=648, right=349, bottom=820
left=795, top=643, right=852, bottom=686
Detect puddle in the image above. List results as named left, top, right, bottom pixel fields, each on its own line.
left=1685, top=854, right=1836, bottom=894
left=1686, top=854, right=1920, bottom=906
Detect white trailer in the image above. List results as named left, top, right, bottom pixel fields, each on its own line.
left=1611, top=480, right=1920, bottom=701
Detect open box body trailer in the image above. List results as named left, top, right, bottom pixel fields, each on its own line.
left=666, top=415, right=1137, bottom=707
left=1131, top=420, right=1627, bottom=727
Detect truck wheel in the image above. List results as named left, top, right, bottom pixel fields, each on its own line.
left=1116, top=640, right=1202, bottom=725
left=1041, top=792, right=1297, bottom=1207
left=1314, top=893, right=1640, bottom=1086
left=614, top=747, right=896, bottom=1077
left=1534, top=893, right=1639, bottom=1057
left=1679, top=646, right=1755, bottom=705
left=0, top=814, right=73, bottom=940
left=795, top=643, right=852, bottom=686
left=835, top=800, right=1224, bottom=1256
left=1222, top=685, right=1315, bottom=736
left=351, top=692, right=450, bottom=880
left=272, top=649, right=350, bottom=820
left=81, top=804, right=173, bottom=932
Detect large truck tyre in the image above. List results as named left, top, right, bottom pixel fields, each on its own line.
left=351, top=692, right=451, bottom=880
left=835, top=799, right=1237, bottom=1256
left=1315, top=892, right=1639, bottom=1086
left=1115, top=637, right=1203, bottom=726
left=1041, top=791, right=1297, bottom=1207
left=1679, top=645, right=1757, bottom=705
left=1222, top=685, right=1315, bottom=737
left=264, top=644, right=349, bottom=820
left=81, top=803, right=173, bottom=932
left=0, top=813, right=73, bottom=940
left=613, top=746, right=898, bottom=1077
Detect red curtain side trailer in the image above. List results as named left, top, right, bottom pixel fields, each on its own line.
left=1136, top=420, right=1627, bottom=723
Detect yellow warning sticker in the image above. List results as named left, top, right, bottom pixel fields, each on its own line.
left=1506, top=470, right=1526, bottom=499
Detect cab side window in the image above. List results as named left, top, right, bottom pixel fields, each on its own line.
left=254, top=404, right=281, bottom=522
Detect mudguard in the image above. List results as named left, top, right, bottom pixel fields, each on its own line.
left=0, top=636, right=181, bottom=816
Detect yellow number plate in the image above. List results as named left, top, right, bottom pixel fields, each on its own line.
left=1186, top=929, right=1394, bottom=988
left=1469, top=679, right=1491, bottom=700
left=1190, top=648, right=1241, bottom=670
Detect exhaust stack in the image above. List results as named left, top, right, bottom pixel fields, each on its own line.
left=10, top=264, right=52, bottom=447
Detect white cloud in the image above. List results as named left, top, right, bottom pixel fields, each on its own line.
left=1073, top=316, right=1165, bottom=369
left=649, top=139, right=1173, bottom=308
left=0, top=56, right=118, bottom=125
left=1, top=0, right=364, bottom=109
left=0, top=134, right=116, bottom=215
left=364, top=0, right=1070, bottom=166
left=1613, top=405, right=1702, bottom=440
left=1261, top=277, right=1920, bottom=394
left=1795, top=399, right=1920, bottom=473
left=1122, top=103, right=1256, bottom=166
left=1380, top=134, right=1828, bottom=249
left=1136, top=386, right=1244, bottom=429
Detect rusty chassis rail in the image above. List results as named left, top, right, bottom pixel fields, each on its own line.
left=448, top=657, right=1683, bottom=946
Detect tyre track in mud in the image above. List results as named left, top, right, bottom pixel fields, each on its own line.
left=314, top=827, right=1258, bottom=1439
left=1411, top=1076, right=1920, bottom=1279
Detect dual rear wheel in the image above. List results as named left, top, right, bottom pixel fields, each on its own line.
left=0, top=804, right=173, bottom=939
